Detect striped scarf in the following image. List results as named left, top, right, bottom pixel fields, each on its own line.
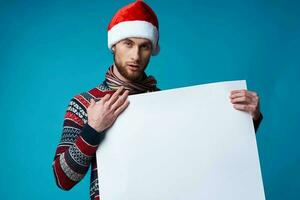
left=104, top=65, right=159, bottom=94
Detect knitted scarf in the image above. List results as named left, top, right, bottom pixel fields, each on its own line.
left=104, top=65, right=159, bottom=94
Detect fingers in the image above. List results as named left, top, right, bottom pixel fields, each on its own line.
left=103, top=93, right=112, bottom=101
left=90, top=98, right=95, bottom=104
left=98, top=94, right=111, bottom=105
left=233, top=104, right=256, bottom=112
left=114, top=100, right=130, bottom=116
left=110, top=90, right=129, bottom=111
left=230, top=89, right=248, bottom=95
left=231, top=96, right=252, bottom=104
left=231, top=89, right=253, bottom=97
left=92, top=87, right=128, bottom=114
left=231, top=90, right=258, bottom=98
left=88, top=98, right=96, bottom=110
left=230, top=90, right=258, bottom=104
left=248, top=91, right=258, bottom=97
left=106, top=86, right=125, bottom=106
left=230, top=89, right=260, bottom=119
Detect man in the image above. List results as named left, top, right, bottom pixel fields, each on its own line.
left=52, top=1, right=263, bottom=200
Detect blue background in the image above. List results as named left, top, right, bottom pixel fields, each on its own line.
left=1, top=0, right=299, bottom=199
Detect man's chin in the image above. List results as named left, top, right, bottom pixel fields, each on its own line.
left=125, top=71, right=143, bottom=82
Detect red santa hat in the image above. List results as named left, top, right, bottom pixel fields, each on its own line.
left=107, top=0, right=160, bottom=56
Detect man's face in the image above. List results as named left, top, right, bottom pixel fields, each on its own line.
left=113, top=37, right=153, bottom=82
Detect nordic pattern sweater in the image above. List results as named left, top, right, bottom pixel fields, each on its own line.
left=53, top=82, right=114, bottom=200
left=52, top=82, right=263, bottom=200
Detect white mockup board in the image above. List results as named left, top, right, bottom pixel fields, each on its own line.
left=96, top=80, right=265, bottom=200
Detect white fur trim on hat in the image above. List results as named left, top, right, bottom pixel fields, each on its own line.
left=108, top=20, right=159, bottom=56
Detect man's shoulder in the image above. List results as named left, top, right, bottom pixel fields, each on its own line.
left=70, top=83, right=113, bottom=110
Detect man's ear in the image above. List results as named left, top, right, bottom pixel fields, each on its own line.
left=112, top=45, right=116, bottom=53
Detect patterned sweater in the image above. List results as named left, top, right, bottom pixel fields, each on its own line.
left=52, top=81, right=263, bottom=200
left=53, top=82, right=114, bottom=200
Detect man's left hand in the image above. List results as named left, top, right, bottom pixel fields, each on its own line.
left=230, top=89, right=261, bottom=120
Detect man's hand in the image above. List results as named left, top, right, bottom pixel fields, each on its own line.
left=87, top=86, right=130, bottom=133
left=230, top=89, right=261, bottom=120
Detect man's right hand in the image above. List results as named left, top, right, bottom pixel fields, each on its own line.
left=87, top=86, right=130, bottom=133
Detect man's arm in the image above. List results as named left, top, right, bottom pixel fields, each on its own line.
left=52, top=97, right=105, bottom=190
left=52, top=87, right=129, bottom=190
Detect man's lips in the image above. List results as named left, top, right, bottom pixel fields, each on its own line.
left=127, top=64, right=141, bottom=71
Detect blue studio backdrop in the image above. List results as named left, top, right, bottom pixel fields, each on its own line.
left=0, top=0, right=299, bottom=199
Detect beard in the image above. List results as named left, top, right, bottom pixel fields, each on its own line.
left=114, top=55, right=149, bottom=82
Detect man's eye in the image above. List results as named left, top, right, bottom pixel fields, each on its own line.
left=125, top=42, right=132, bottom=46
left=141, top=45, right=151, bottom=50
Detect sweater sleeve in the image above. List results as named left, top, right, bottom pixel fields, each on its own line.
left=253, top=112, right=263, bottom=133
left=52, top=97, right=105, bottom=190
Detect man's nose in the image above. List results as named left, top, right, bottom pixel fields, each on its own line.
left=131, top=46, right=140, bottom=62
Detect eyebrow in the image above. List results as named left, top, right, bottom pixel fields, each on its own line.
left=123, top=39, right=133, bottom=43
left=140, top=41, right=152, bottom=46
left=123, top=39, right=151, bottom=47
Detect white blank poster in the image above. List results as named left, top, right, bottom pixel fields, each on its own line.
left=96, top=80, right=265, bottom=200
